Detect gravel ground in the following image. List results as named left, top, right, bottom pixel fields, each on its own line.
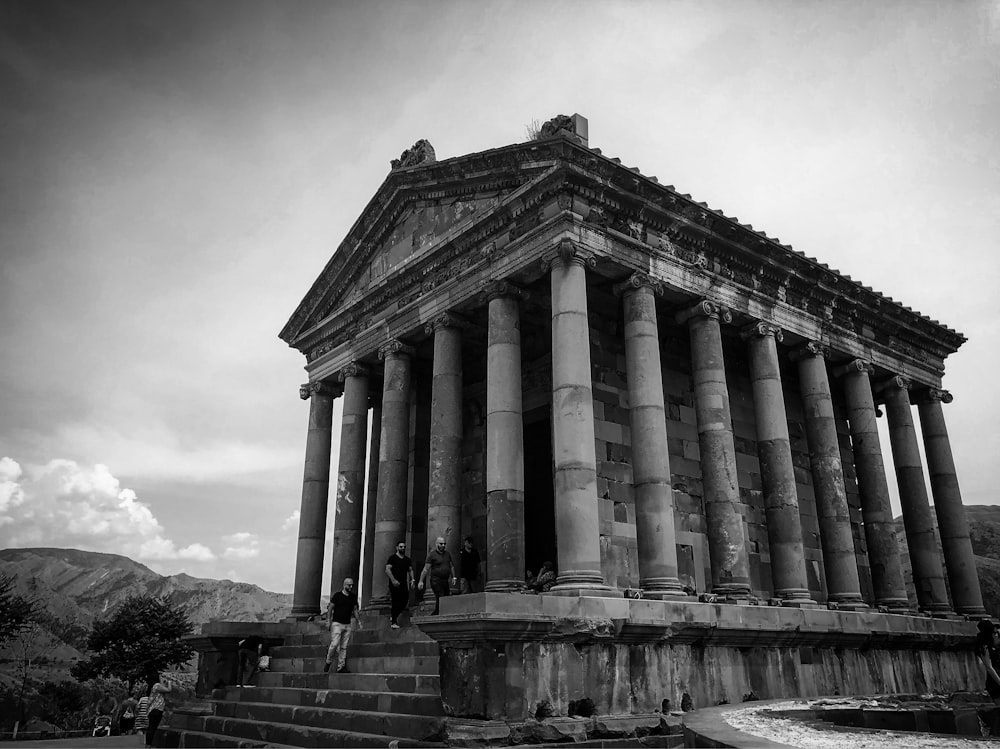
left=722, top=698, right=991, bottom=749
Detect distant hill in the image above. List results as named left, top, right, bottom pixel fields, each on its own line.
left=895, top=504, right=1000, bottom=618
left=0, top=547, right=293, bottom=687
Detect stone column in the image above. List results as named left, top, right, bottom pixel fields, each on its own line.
left=835, top=360, right=909, bottom=611
left=329, top=363, right=369, bottom=596
left=917, top=389, right=987, bottom=617
left=619, top=273, right=684, bottom=598
left=291, top=381, right=340, bottom=618
left=791, top=343, right=865, bottom=609
left=880, top=376, right=953, bottom=614
left=426, top=314, right=464, bottom=589
left=675, top=300, right=751, bottom=597
left=361, top=398, right=381, bottom=607
left=547, top=241, right=610, bottom=594
left=485, top=282, right=526, bottom=591
left=743, top=322, right=813, bottom=604
left=368, top=339, right=414, bottom=607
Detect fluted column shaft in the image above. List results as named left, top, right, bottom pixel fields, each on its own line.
left=794, top=345, right=865, bottom=607
left=882, top=378, right=952, bottom=614
left=291, top=382, right=338, bottom=618
left=838, top=362, right=909, bottom=610
left=486, top=289, right=525, bottom=591
left=621, top=277, right=683, bottom=597
left=329, top=366, right=370, bottom=595
left=918, top=392, right=987, bottom=617
left=427, top=317, right=464, bottom=588
left=549, top=248, right=608, bottom=593
left=745, top=324, right=812, bottom=603
left=369, top=342, right=413, bottom=607
left=680, top=301, right=751, bottom=596
left=361, top=401, right=381, bottom=606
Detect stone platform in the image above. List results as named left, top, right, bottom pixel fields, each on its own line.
left=416, top=593, right=982, bottom=725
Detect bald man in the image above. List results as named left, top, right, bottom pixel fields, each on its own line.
left=417, top=537, right=456, bottom=615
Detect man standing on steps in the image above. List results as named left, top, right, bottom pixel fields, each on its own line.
left=324, top=577, right=359, bottom=674
left=385, top=541, right=414, bottom=630
left=418, top=536, right=457, bottom=615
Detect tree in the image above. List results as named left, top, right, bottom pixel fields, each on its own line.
left=71, top=595, right=195, bottom=690
left=0, top=573, right=41, bottom=646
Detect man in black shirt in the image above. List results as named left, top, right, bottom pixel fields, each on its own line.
left=385, top=541, right=414, bottom=629
left=324, top=578, right=359, bottom=673
left=459, top=537, right=481, bottom=594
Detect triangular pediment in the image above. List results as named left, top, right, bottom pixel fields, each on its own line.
left=279, top=146, right=561, bottom=347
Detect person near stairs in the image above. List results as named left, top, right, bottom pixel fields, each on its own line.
left=325, top=577, right=359, bottom=674
left=417, top=536, right=457, bottom=615
left=385, top=541, right=414, bottom=629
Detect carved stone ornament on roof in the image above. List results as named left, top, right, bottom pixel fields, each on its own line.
left=299, top=381, right=342, bottom=400
left=675, top=299, right=732, bottom=325
left=478, top=240, right=497, bottom=259
left=741, top=321, right=784, bottom=343
left=307, top=339, right=336, bottom=362
left=378, top=339, right=415, bottom=360
left=390, top=139, right=436, bottom=170
left=538, top=114, right=576, bottom=139
left=584, top=204, right=612, bottom=228
left=540, top=238, right=596, bottom=272
left=339, top=362, right=369, bottom=381
left=424, top=312, right=467, bottom=336
left=557, top=190, right=573, bottom=211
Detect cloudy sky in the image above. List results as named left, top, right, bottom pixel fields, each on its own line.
left=1, top=0, right=997, bottom=595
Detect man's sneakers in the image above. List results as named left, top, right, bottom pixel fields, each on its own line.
left=323, top=662, right=331, bottom=673
left=337, top=665, right=349, bottom=673
left=390, top=623, right=400, bottom=630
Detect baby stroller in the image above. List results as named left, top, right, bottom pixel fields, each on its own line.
left=92, top=714, right=112, bottom=737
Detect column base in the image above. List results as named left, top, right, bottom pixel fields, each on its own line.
left=711, top=583, right=752, bottom=597
left=828, top=599, right=870, bottom=612
left=924, top=608, right=960, bottom=619
left=777, top=589, right=817, bottom=607
left=780, top=599, right=821, bottom=609
left=547, top=580, right=617, bottom=598
left=957, top=606, right=990, bottom=618
left=485, top=580, right=526, bottom=593
left=874, top=598, right=913, bottom=614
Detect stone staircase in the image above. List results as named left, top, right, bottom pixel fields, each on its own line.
left=160, top=618, right=447, bottom=748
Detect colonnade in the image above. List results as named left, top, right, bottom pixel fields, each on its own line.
left=290, top=252, right=985, bottom=619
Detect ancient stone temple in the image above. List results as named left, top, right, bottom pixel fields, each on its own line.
left=176, top=115, right=988, bottom=748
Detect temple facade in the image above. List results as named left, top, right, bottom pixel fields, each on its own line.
left=277, top=115, right=986, bottom=724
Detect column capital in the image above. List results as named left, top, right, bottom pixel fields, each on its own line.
left=378, top=338, right=414, bottom=360
left=338, top=362, right=369, bottom=381
left=299, top=381, right=342, bottom=400
left=874, top=375, right=912, bottom=394
left=832, top=358, right=873, bottom=378
left=788, top=340, right=829, bottom=362
left=740, top=320, right=784, bottom=343
left=481, top=280, right=526, bottom=303
left=613, top=271, right=663, bottom=297
left=915, top=387, right=953, bottom=405
left=675, top=299, right=732, bottom=326
left=540, top=238, right=596, bottom=272
left=424, top=312, right=468, bottom=336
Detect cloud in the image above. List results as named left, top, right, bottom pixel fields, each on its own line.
left=222, top=531, right=260, bottom=560
left=281, top=510, right=299, bottom=533
left=0, top=456, right=217, bottom=564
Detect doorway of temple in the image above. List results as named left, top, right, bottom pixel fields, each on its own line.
left=523, top=410, right=557, bottom=581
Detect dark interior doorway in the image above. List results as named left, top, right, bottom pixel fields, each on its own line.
left=523, top=412, right=557, bottom=579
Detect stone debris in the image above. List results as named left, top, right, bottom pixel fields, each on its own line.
left=722, top=699, right=987, bottom=748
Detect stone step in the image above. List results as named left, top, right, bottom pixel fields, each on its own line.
left=271, top=640, right=440, bottom=659
left=254, top=671, right=440, bottom=694
left=157, top=726, right=297, bottom=748
left=221, top=685, right=444, bottom=715
left=268, top=655, right=439, bottom=675
left=213, top=700, right=446, bottom=739
left=179, top=714, right=445, bottom=748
